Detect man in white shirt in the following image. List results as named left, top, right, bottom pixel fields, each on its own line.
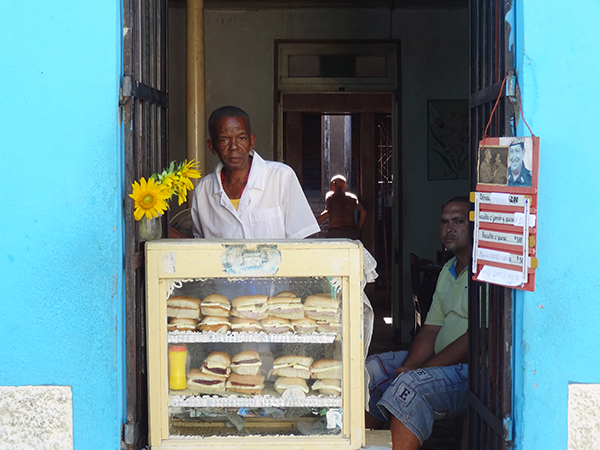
left=191, top=106, right=320, bottom=239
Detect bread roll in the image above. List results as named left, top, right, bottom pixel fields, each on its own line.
left=167, top=317, right=197, bottom=332
left=231, top=295, right=269, bottom=320
left=201, top=294, right=231, bottom=317
left=272, top=355, right=313, bottom=379
left=199, top=316, right=230, bottom=333
left=226, top=373, right=265, bottom=395
left=261, top=317, right=293, bottom=334
left=291, top=317, right=318, bottom=334
left=230, top=317, right=263, bottom=333
left=311, top=378, right=342, bottom=396
left=231, top=350, right=261, bottom=375
left=187, top=368, right=226, bottom=392
left=274, top=376, right=309, bottom=394
left=311, top=359, right=343, bottom=379
left=201, top=351, right=231, bottom=379
left=167, top=295, right=202, bottom=319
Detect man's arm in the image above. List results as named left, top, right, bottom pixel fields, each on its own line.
left=356, top=202, right=367, bottom=230
left=394, top=324, right=440, bottom=374
left=317, top=210, right=329, bottom=225
left=421, top=331, right=468, bottom=368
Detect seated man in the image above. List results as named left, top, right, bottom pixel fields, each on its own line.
left=365, top=197, right=471, bottom=450
left=317, top=175, right=367, bottom=239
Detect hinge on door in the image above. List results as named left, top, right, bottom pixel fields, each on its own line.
left=503, top=414, right=514, bottom=446
left=121, top=419, right=135, bottom=448
left=506, top=71, right=517, bottom=104
left=119, top=76, right=133, bottom=107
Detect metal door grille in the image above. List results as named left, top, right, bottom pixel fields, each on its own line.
left=122, top=0, right=168, bottom=448
left=469, top=0, right=516, bottom=448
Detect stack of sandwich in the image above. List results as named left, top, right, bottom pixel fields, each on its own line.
left=199, top=294, right=232, bottom=333
left=271, top=355, right=313, bottom=396
left=167, top=295, right=202, bottom=331
left=227, top=350, right=265, bottom=395
left=187, top=351, right=231, bottom=393
left=261, top=291, right=304, bottom=334
left=303, top=293, right=342, bottom=334
left=187, top=350, right=265, bottom=395
left=310, top=358, right=343, bottom=396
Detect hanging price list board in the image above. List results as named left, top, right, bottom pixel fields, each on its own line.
left=471, top=136, right=540, bottom=291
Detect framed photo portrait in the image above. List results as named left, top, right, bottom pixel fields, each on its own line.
left=476, top=136, right=539, bottom=194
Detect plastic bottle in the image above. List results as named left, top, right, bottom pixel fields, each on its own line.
left=168, top=345, right=188, bottom=390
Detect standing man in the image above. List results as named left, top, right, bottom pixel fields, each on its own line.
left=365, top=197, right=471, bottom=449
left=317, top=175, right=367, bottom=239
left=191, top=106, right=320, bottom=239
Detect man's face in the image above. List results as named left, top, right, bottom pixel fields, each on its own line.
left=440, top=202, right=470, bottom=256
left=207, top=116, right=256, bottom=172
left=509, top=143, right=525, bottom=173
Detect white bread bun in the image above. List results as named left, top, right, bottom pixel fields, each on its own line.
left=199, top=316, right=230, bottom=333
left=167, top=295, right=202, bottom=319
left=187, top=368, right=226, bottom=392
left=226, top=373, right=265, bottom=395
left=231, top=295, right=269, bottom=319
left=311, top=359, right=343, bottom=379
left=231, top=350, right=261, bottom=375
left=266, top=294, right=304, bottom=320
left=303, top=294, right=340, bottom=320
left=272, top=355, right=313, bottom=379
left=311, top=378, right=342, bottom=396
left=261, top=317, right=293, bottom=334
left=230, top=317, right=263, bottom=333
left=201, top=351, right=231, bottom=379
left=274, top=376, right=309, bottom=394
left=201, top=294, right=231, bottom=317
left=167, top=317, right=197, bottom=332
left=316, top=321, right=342, bottom=334
left=273, top=291, right=297, bottom=297
left=291, top=317, right=318, bottom=334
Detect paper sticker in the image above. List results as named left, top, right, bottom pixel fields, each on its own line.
left=477, top=248, right=524, bottom=266
left=477, top=265, right=525, bottom=286
left=477, top=192, right=528, bottom=207
left=326, top=408, right=343, bottom=429
left=162, top=252, right=176, bottom=274
left=478, top=229, right=524, bottom=246
left=220, top=244, right=281, bottom=276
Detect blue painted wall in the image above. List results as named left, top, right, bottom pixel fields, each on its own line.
left=514, top=0, right=600, bottom=448
left=0, top=1, right=124, bottom=449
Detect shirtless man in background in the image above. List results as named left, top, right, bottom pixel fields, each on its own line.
left=317, top=175, right=367, bottom=240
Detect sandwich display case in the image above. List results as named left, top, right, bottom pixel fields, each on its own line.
left=145, top=239, right=365, bottom=449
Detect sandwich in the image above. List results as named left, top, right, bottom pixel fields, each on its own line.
left=226, top=373, right=265, bottom=395
left=311, top=359, right=343, bottom=379
left=311, top=378, right=342, bottom=396
left=230, top=350, right=262, bottom=375
left=231, top=295, right=269, bottom=320
left=167, top=317, right=197, bottom=332
left=316, top=319, right=342, bottom=334
left=199, top=315, right=230, bottom=333
left=274, top=376, right=309, bottom=395
left=266, top=291, right=304, bottom=320
left=303, top=294, right=340, bottom=321
left=187, top=368, right=226, bottom=392
left=201, top=351, right=231, bottom=380
left=230, top=317, right=263, bottom=333
left=261, top=317, right=294, bottom=334
left=167, top=295, right=202, bottom=319
left=271, top=355, right=313, bottom=379
left=201, top=294, right=231, bottom=317
left=291, top=317, right=318, bottom=334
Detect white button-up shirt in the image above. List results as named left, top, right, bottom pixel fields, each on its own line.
left=191, top=151, right=320, bottom=239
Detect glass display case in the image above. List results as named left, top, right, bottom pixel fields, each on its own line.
left=145, top=239, right=364, bottom=449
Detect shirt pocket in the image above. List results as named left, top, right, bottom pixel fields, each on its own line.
left=250, top=207, right=285, bottom=239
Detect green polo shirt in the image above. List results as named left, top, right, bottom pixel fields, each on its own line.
left=424, top=257, right=469, bottom=354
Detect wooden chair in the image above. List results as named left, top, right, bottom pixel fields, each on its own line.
left=409, top=253, right=443, bottom=337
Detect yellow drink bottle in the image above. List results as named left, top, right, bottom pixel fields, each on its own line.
left=168, top=345, right=188, bottom=390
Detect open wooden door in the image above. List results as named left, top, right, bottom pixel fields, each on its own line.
left=468, top=0, right=516, bottom=448
left=121, top=0, right=169, bottom=448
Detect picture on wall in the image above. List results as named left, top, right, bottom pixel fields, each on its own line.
left=427, top=100, right=469, bottom=180
left=476, top=137, right=535, bottom=188
left=477, top=145, right=509, bottom=186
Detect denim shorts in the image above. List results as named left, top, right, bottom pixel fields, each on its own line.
left=365, top=351, right=468, bottom=444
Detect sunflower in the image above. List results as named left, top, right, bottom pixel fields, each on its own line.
left=129, top=177, right=172, bottom=220
left=178, top=159, right=201, bottom=184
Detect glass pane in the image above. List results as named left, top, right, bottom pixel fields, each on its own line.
left=166, top=276, right=344, bottom=438
left=288, top=55, right=320, bottom=77
left=355, top=56, right=387, bottom=77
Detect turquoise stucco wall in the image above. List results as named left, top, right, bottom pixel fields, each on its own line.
left=0, top=1, right=124, bottom=449
left=513, top=0, right=600, bottom=448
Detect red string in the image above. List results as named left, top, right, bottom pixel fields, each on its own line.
left=517, top=83, right=535, bottom=137
left=482, top=76, right=508, bottom=140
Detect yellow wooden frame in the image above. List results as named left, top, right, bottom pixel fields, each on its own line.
left=145, top=239, right=365, bottom=449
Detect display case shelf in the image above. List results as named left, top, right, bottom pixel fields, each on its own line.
left=170, top=394, right=342, bottom=408
left=167, top=330, right=337, bottom=344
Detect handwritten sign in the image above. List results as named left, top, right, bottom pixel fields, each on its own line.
left=477, top=265, right=525, bottom=287
left=478, top=211, right=536, bottom=227
left=478, top=229, right=524, bottom=246
left=477, top=248, right=525, bottom=266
